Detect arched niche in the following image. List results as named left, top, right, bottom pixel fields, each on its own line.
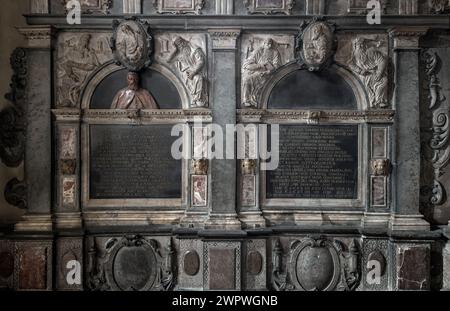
left=81, top=62, right=189, bottom=109
left=261, top=63, right=368, bottom=110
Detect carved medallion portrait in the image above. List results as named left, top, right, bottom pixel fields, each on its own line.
left=111, top=19, right=153, bottom=72
left=297, top=20, right=336, bottom=71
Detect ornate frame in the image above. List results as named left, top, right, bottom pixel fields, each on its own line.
left=244, top=0, right=295, bottom=15
left=153, top=0, right=205, bottom=15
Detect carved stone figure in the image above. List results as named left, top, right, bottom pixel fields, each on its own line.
left=349, top=37, right=388, bottom=109
left=117, top=24, right=143, bottom=63
left=166, top=36, right=208, bottom=107
left=296, top=19, right=336, bottom=71
left=371, top=159, right=391, bottom=176
left=242, top=38, right=282, bottom=108
left=57, top=34, right=111, bottom=107
left=193, top=158, right=208, bottom=175
left=111, top=72, right=159, bottom=109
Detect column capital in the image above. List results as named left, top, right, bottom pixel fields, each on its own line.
left=18, top=26, right=55, bottom=49
left=208, top=29, right=241, bottom=50
left=388, top=27, right=429, bottom=50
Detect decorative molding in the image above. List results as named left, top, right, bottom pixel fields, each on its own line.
left=61, top=0, right=112, bottom=15
left=0, top=48, right=27, bottom=168
left=18, top=26, right=54, bottom=48
left=389, top=27, right=429, bottom=50
left=237, top=109, right=395, bottom=123
left=153, top=0, right=205, bottom=15
left=371, top=159, right=392, bottom=176
left=244, top=0, right=295, bottom=15
left=111, top=18, right=153, bottom=72
left=209, top=29, right=241, bottom=50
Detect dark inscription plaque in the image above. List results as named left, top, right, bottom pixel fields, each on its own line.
left=267, top=125, right=358, bottom=199
left=90, top=125, right=181, bottom=199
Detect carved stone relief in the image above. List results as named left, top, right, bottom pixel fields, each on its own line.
left=111, top=18, right=153, bottom=72
left=86, top=235, right=175, bottom=291
left=61, top=0, right=113, bottom=14
left=340, top=35, right=389, bottom=109
left=244, top=0, right=295, bottom=15
left=420, top=50, right=449, bottom=215
left=155, top=34, right=208, bottom=108
left=296, top=19, right=336, bottom=71
left=0, top=48, right=27, bottom=168
left=272, top=237, right=361, bottom=291
left=241, top=34, right=294, bottom=108
left=56, top=33, right=112, bottom=107
left=154, top=0, right=205, bottom=14
left=4, top=178, right=27, bottom=209
left=428, top=0, right=450, bottom=13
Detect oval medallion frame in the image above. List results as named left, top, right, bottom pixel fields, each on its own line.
left=105, top=237, right=159, bottom=291
left=111, top=18, right=153, bottom=72
left=289, top=237, right=341, bottom=291
left=296, top=19, right=337, bottom=71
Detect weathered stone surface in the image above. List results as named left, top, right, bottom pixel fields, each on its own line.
left=397, top=246, right=430, bottom=290
left=209, top=248, right=236, bottom=290
left=184, top=250, right=200, bottom=276
left=18, top=246, right=48, bottom=290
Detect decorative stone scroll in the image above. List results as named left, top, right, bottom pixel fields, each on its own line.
left=420, top=51, right=450, bottom=209
left=153, top=0, right=205, bottom=15
left=111, top=18, right=153, bottom=72
left=61, top=0, right=113, bottom=14
left=56, top=33, right=112, bottom=107
left=296, top=18, right=337, bottom=72
left=244, top=0, right=295, bottom=15
left=241, top=34, right=294, bottom=108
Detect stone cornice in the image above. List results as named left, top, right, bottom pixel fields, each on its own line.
left=17, top=25, right=55, bottom=48
left=208, top=29, right=241, bottom=50
left=389, top=26, right=430, bottom=50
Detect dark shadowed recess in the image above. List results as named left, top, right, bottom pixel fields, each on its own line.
left=268, top=68, right=358, bottom=109
left=90, top=68, right=182, bottom=109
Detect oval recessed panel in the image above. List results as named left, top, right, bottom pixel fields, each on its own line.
left=113, top=246, right=157, bottom=291
left=296, top=246, right=335, bottom=291
left=247, top=251, right=263, bottom=276
left=184, top=251, right=200, bottom=276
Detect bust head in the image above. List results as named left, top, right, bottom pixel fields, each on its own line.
left=127, top=72, right=140, bottom=91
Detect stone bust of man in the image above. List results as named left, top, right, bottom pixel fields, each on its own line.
left=111, top=72, right=159, bottom=109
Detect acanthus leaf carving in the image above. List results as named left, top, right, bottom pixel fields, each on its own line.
left=420, top=50, right=450, bottom=208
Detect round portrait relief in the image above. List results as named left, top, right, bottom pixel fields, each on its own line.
left=113, top=20, right=152, bottom=72
left=301, top=21, right=335, bottom=70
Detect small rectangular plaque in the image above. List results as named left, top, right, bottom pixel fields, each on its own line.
left=266, top=125, right=359, bottom=199
left=89, top=125, right=182, bottom=199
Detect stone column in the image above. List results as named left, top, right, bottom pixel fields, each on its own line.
left=389, top=27, right=430, bottom=232
left=205, top=29, right=242, bottom=230
left=14, top=26, right=54, bottom=233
